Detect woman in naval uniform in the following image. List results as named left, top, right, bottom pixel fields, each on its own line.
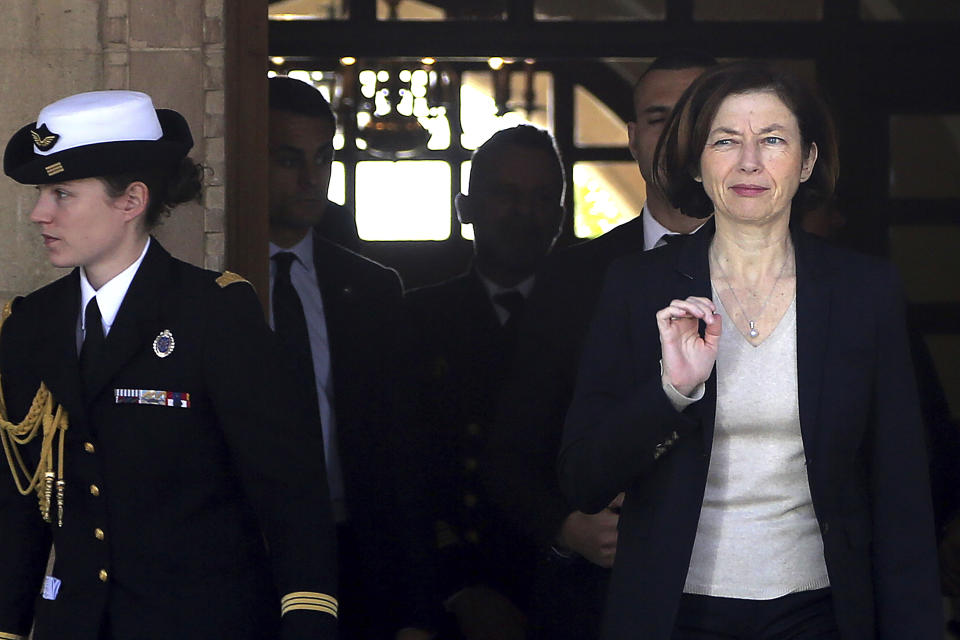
left=0, top=91, right=338, bottom=640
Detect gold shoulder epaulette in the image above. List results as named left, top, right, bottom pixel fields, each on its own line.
left=1, top=298, right=16, bottom=328
left=216, top=271, right=250, bottom=288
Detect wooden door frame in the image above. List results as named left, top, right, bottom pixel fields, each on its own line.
left=225, top=0, right=270, bottom=311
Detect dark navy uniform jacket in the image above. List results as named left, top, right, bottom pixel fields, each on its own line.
left=0, top=240, right=338, bottom=640
left=305, top=233, right=405, bottom=639
left=397, top=270, right=539, bottom=630
left=483, top=215, right=646, bottom=640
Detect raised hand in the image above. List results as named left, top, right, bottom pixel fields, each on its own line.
left=655, top=296, right=722, bottom=396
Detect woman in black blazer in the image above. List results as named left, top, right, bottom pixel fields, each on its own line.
left=559, top=61, right=941, bottom=639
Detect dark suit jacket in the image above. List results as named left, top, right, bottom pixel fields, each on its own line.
left=316, top=200, right=361, bottom=254
left=309, top=234, right=402, bottom=519
left=559, top=221, right=942, bottom=640
left=483, top=217, right=645, bottom=639
left=398, top=270, right=538, bottom=628
left=486, top=215, right=646, bottom=547
left=0, top=240, right=337, bottom=640
left=307, top=234, right=404, bottom=635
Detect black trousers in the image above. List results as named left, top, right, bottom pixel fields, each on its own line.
left=672, top=588, right=840, bottom=640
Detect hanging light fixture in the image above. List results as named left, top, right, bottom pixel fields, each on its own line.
left=490, top=57, right=543, bottom=119
left=353, top=57, right=452, bottom=159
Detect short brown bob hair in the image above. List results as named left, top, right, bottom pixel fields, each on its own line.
left=652, top=60, right=838, bottom=219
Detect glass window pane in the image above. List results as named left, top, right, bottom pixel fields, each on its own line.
left=861, top=0, right=960, bottom=21
left=327, top=160, right=347, bottom=204
left=461, top=161, right=474, bottom=240
left=329, top=161, right=345, bottom=205
left=924, top=335, right=960, bottom=420
left=575, top=85, right=628, bottom=147
left=356, top=161, right=451, bottom=240
left=890, top=115, right=960, bottom=198
left=269, top=0, right=347, bottom=20
left=573, top=162, right=645, bottom=239
left=461, top=70, right=553, bottom=150
left=694, top=0, right=822, bottom=21
left=536, top=0, right=665, bottom=20
left=378, top=0, right=506, bottom=20
left=889, top=226, right=960, bottom=303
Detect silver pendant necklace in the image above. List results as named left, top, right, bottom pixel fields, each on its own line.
left=712, top=246, right=790, bottom=339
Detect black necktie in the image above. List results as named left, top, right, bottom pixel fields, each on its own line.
left=272, top=252, right=319, bottom=413
left=79, top=297, right=105, bottom=391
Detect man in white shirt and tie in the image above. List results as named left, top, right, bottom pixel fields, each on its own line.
left=267, top=76, right=404, bottom=640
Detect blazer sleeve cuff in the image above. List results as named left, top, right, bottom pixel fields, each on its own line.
left=660, top=360, right=705, bottom=411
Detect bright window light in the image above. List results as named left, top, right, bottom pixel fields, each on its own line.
left=329, top=161, right=345, bottom=205
left=356, top=161, right=451, bottom=240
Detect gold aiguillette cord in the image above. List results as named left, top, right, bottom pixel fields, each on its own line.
left=0, top=302, right=69, bottom=526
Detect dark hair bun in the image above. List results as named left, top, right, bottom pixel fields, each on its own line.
left=161, top=158, right=203, bottom=208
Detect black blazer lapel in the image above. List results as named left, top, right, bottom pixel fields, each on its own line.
left=35, top=270, right=86, bottom=422
left=83, top=241, right=168, bottom=404
left=793, top=229, right=831, bottom=462
left=311, top=235, right=350, bottom=314
left=674, top=218, right=719, bottom=454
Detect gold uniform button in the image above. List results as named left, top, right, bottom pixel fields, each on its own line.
left=89, top=485, right=100, bottom=497
left=94, top=528, right=105, bottom=541
left=83, top=442, right=96, bottom=453
left=98, top=569, right=108, bottom=582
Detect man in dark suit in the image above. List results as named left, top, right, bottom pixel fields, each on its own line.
left=267, top=76, right=404, bottom=638
left=484, top=52, right=716, bottom=640
left=398, top=125, right=566, bottom=640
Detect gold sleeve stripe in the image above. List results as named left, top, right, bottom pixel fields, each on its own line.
left=0, top=631, right=26, bottom=640
left=282, top=602, right=338, bottom=617
left=280, top=591, right=338, bottom=617
left=281, top=591, right=338, bottom=606
left=282, top=596, right=338, bottom=607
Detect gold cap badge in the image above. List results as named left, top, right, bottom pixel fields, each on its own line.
left=31, top=124, right=59, bottom=151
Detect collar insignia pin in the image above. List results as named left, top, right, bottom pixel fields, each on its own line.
left=152, top=330, right=175, bottom=358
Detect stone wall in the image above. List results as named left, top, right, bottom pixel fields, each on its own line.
left=0, top=0, right=226, bottom=308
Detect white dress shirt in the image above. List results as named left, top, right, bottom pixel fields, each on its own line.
left=641, top=205, right=706, bottom=251
left=476, top=270, right=536, bottom=326
left=77, top=237, right=151, bottom=353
